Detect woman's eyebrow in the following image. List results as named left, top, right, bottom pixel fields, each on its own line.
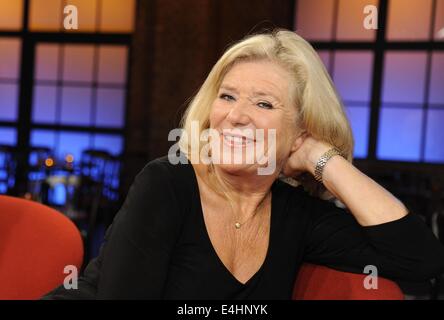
left=219, top=84, right=283, bottom=104
left=252, top=90, right=282, bottom=103
left=219, top=84, right=238, bottom=93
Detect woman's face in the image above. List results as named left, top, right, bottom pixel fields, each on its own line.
left=209, top=59, right=300, bottom=177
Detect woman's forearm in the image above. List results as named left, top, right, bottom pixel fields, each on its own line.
left=311, top=155, right=408, bottom=226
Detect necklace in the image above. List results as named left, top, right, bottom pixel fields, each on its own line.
left=205, top=163, right=271, bottom=230
left=234, top=192, right=270, bottom=230
left=234, top=211, right=261, bottom=229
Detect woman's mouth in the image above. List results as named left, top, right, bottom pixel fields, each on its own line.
left=222, top=133, right=255, bottom=147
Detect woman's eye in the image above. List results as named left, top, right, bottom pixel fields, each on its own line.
left=257, top=101, right=273, bottom=109
left=219, top=94, right=235, bottom=101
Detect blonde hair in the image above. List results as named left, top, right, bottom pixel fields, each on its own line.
left=179, top=29, right=354, bottom=197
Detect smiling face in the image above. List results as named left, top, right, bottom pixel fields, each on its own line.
left=208, top=59, right=301, bottom=177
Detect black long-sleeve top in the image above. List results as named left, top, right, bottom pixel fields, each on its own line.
left=43, top=156, right=444, bottom=299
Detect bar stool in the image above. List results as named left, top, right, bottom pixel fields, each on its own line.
left=0, top=145, right=17, bottom=195
left=27, top=147, right=53, bottom=202
left=78, top=149, right=113, bottom=262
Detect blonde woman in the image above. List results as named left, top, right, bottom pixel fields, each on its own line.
left=44, top=29, right=444, bottom=299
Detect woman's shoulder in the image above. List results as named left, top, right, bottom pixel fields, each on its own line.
left=117, top=156, right=195, bottom=225
left=133, top=155, right=196, bottom=202
left=137, top=155, right=194, bottom=183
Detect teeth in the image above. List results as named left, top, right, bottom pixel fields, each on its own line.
left=233, top=136, right=242, bottom=143
left=223, top=135, right=254, bottom=146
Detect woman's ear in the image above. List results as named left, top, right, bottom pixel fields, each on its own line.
left=291, top=130, right=307, bottom=152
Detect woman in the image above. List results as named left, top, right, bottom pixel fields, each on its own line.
left=44, top=29, right=444, bottom=299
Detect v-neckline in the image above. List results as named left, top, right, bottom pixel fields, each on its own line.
left=189, top=163, right=276, bottom=287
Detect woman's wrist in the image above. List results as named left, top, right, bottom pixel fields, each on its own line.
left=304, top=142, right=333, bottom=176
left=313, top=148, right=344, bottom=183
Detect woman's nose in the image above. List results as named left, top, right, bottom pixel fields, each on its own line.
left=226, top=101, right=250, bottom=126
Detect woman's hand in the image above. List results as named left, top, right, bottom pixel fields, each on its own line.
left=281, top=132, right=408, bottom=226
left=282, top=134, right=333, bottom=178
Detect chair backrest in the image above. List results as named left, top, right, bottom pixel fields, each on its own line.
left=293, top=263, right=404, bottom=300
left=0, top=195, right=83, bottom=300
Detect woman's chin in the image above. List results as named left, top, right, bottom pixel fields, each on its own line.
left=214, top=162, right=258, bottom=176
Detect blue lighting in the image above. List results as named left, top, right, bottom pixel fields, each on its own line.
left=0, top=127, right=16, bottom=145
left=58, top=131, right=91, bottom=162
left=377, top=107, right=423, bottom=161
left=32, top=85, right=57, bottom=124
left=345, top=105, right=370, bottom=159
left=425, top=109, right=444, bottom=163
left=0, top=84, right=19, bottom=121
left=93, top=134, right=123, bottom=156
left=48, top=183, right=66, bottom=206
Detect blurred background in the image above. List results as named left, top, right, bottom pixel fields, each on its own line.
left=0, top=0, right=443, bottom=299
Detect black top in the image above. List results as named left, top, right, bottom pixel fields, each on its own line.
left=44, top=156, right=444, bottom=299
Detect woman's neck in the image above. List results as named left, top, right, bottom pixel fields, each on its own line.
left=208, top=164, right=277, bottom=215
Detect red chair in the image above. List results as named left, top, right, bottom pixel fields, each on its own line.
left=0, top=195, right=83, bottom=300
left=293, top=263, right=404, bottom=300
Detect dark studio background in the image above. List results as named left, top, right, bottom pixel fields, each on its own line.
left=0, top=0, right=443, bottom=299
